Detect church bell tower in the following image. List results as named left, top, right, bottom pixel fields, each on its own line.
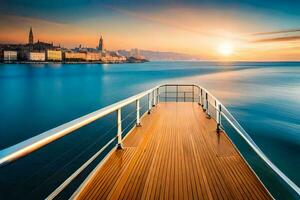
left=98, top=35, right=103, bottom=52
left=29, top=27, right=34, bottom=45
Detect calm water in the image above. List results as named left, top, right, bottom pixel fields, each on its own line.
left=0, top=62, right=299, bottom=199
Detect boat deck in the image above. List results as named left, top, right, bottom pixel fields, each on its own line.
left=74, top=102, right=271, bottom=200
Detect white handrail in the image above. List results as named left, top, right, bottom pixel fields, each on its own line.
left=193, top=84, right=300, bottom=197
left=46, top=137, right=116, bottom=200
left=221, top=113, right=300, bottom=196
left=0, top=86, right=159, bottom=167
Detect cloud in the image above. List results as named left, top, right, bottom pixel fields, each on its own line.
left=253, top=36, right=300, bottom=43
left=250, top=28, right=300, bottom=43
left=251, top=29, right=300, bottom=36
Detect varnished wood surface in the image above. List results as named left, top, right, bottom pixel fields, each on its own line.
left=74, top=102, right=272, bottom=200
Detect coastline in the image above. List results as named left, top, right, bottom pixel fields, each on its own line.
left=0, top=59, right=149, bottom=65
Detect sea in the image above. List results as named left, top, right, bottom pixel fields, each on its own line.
left=0, top=61, right=299, bottom=199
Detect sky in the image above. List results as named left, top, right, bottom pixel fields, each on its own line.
left=0, top=0, right=300, bottom=61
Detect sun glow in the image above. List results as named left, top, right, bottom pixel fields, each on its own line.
left=217, top=42, right=234, bottom=56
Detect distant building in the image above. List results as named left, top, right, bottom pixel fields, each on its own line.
left=64, top=52, right=86, bottom=61
left=46, top=50, right=62, bottom=61
left=4, top=51, right=18, bottom=61
left=34, top=41, right=55, bottom=51
left=0, top=51, right=3, bottom=61
left=117, top=50, right=130, bottom=57
left=86, top=52, right=101, bottom=61
left=130, top=48, right=140, bottom=57
left=28, top=52, right=45, bottom=61
left=101, top=51, right=127, bottom=63
left=27, top=27, right=58, bottom=52
left=98, top=36, right=103, bottom=51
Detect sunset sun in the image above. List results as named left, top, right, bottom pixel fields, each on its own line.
left=217, top=42, right=234, bottom=56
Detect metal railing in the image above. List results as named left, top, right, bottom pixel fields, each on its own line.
left=198, top=86, right=299, bottom=198
left=0, top=84, right=299, bottom=199
left=0, top=86, right=159, bottom=167
left=159, top=84, right=299, bottom=198
left=159, top=84, right=198, bottom=102
left=0, top=85, right=160, bottom=199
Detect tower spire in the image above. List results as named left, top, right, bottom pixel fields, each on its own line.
left=29, top=27, right=34, bottom=45
left=98, top=35, right=103, bottom=51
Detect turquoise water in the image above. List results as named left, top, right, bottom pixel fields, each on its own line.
left=0, top=62, right=299, bottom=199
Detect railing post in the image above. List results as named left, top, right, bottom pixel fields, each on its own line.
left=192, top=85, right=194, bottom=102
left=117, top=108, right=123, bottom=149
left=216, top=101, right=221, bottom=132
left=184, top=92, right=186, bottom=102
left=156, top=88, right=159, bottom=104
left=206, top=92, right=211, bottom=118
left=136, top=99, right=141, bottom=127
left=153, top=89, right=156, bottom=107
left=176, top=85, right=178, bottom=102
left=199, top=88, right=202, bottom=106
left=165, top=85, right=167, bottom=102
left=148, top=93, right=151, bottom=114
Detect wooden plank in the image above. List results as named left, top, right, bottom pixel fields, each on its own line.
left=74, top=102, right=272, bottom=200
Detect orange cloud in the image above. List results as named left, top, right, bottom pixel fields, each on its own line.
left=253, top=36, right=300, bottom=43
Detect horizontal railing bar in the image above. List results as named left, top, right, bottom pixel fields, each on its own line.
left=161, top=91, right=194, bottom=93
left=160, top=98, right=196, bottom=100
left=0, top=86, right=159, bottom=167
left=160, top=96, right=197, bottom=99
left=221, top=113, right=300, bottom=196
left=46, top=137, right=116, bottom=200
left=160, top=84, right=197, bottom=86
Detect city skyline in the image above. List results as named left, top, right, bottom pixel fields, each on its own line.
left=25, top=27, right=105, bottom=50
left=0, top=27, right=148, bottom=63
left=1, top=0, right=300, bottom=61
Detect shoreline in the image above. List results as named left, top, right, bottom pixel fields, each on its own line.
left=0, top=60, right=149, bottom=64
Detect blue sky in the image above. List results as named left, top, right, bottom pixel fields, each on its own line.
left=0, top=0, right=300, bottom=60
left=1, top=0, right=300, bottom=24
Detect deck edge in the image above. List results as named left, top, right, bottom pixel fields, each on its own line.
left=70, top=107, right=152, bottom=199
left=221, top=130, right=274, bottom=199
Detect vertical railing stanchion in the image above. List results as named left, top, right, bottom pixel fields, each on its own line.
left=176, top=85, right=178, bottom=102
left=184, top=92, right=186, bottom=102
left=215, top=100, right=219, bottom=129
left=148, top=93, right=151, bottom=114
left=216, top=101, right=221, bottom=132
left=165, top=85, right=167, bottom=102
left=156, top=88, right=159, bottom=104
left=206, top=92, right=210, bottom=118
left=199, top=88, right=202, bottom=106
left=136, top=99, right=141, bottom=127
left=153, top=89, right=156, bottom=107
left=215, top=100, right=217, bottom=120
left=192, top=85, right=194, bottom=102
left=117, top=108, right=123, bottom=149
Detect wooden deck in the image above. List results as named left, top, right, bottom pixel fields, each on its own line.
left=74, top=102, right=272, bottom=200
